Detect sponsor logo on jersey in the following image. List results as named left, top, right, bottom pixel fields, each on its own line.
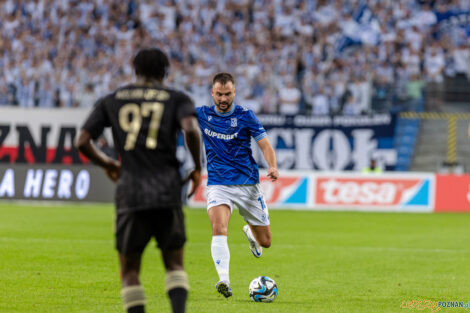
left=204, top=128, right=238, bottom=140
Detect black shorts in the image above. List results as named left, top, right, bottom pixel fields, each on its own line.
left=115, top=208, right=186, bottom=255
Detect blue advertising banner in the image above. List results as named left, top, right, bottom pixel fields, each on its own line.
left=251, top=114, right=397, bottom=171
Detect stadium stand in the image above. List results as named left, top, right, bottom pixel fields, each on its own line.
left=394, top=117, right=421, bottom=171
left=0, top=0, right=469, bottom=116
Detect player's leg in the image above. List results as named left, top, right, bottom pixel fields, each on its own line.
left=237, top=185, right=271, bottom=257
left=154, top=209, right=189, bottom=313
left=208, top=203, right=232, bottom=236
left=116, top=211, right=152, bottom=313
left=248, top=224, right=271, bottom=248
left=161, top=248, right=188, bottom=313
left=243, top=222, right=263, bottom=258
left=208, top=204, right=232, bottom=297
left=119, top=253, right=145, bottom=313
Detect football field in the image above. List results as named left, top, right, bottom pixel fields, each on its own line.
left=0, top=203, right=469, bottom=313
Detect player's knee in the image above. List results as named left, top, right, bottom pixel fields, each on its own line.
left=211, top=222, right=228, bottom=236
left=161, top=248, right=184, bottom=271
left=260, top=240, right=271, bottom=248
left=259, top=234, right=271, bottom=248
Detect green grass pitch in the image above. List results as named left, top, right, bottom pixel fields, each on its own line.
left=0, top=203, right=469, bottom=313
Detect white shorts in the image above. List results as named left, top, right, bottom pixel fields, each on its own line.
left=206, top=184, right=270, bottom=226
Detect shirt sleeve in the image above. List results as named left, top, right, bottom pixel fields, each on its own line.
left=81, top=97, right=111, bottom=140
left=175, top=91, right=196, bottom=124
left=246, top=110, right=267, bottom=142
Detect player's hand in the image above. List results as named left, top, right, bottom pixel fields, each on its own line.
left=104, top=159, right=121, bottom=183
left=185, top=169, right=201, bottom=198
left=267, top=167, right=279, bottom=182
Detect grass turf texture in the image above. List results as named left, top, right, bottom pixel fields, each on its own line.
left=0, top=203, right=469, bottom=313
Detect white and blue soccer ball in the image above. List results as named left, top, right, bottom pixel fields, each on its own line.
left=248, top=276, right=278, bottom=303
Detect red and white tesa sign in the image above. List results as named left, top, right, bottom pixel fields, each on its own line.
left=314, top=175, right=432, bottom=210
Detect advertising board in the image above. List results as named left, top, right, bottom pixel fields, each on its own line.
left=434, top=174, right=470, bottom=212
left=189, top=172, right=434, bottom=212
left=313, top=174, right=434, bottom=212
left=0, top=165, right=114, bottom=202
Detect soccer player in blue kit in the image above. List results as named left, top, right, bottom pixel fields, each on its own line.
left=196, top=72, right=278, bottom=298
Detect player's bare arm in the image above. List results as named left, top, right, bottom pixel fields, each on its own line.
left=75, top=129, right=121, bottom=182
left=181, top=115, right=202, bottom=197
left=257, top=137, right=278, bottom=182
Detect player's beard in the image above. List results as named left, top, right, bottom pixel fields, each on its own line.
left=215, top=100, right=233, bottom=113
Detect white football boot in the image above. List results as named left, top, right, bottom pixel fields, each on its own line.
left=243, top=225, right=262, bottom=258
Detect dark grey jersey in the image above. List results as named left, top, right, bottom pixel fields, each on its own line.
left=81, top=84, right=195, bottom=212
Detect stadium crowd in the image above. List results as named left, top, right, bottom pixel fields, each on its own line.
left=0, top=0, right=469, bottom=114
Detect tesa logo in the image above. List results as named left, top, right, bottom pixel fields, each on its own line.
left=316, top=177, right=423, bottom=206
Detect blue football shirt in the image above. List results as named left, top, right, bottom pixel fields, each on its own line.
left=196, top=104, right=267, bottom=185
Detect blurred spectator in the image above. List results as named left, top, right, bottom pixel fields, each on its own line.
left=59, top=83, right=78, bottom=108
left=424, top=45, right=445, bottom=111
left=279, top=80, right=301, bottom=115
left=190, top=76, right=211, bottom=107
left=311, top=85, right=330, bottom=115
left=53, top=88, right=61, bottom=108
left=355, top=75, right=372, bottom=114
left=407, top=74, right=425, bottom=100
left=412, top=4, right=436, bottom=29
left=251, top=75, right=266, bottom=99
left=0, top=83, right=10, bottom=106
left=77, top=83, right=96, bottom=108
left=242, top=92, right=262, bottom=114
left=406, top=74, right=425, bottom=111
left=362, top=158, right=383, bottom=174
left=37, top=79, right=55, bottom=108
left=425, top=46, right=446, bottom=84
left=371, top=75, right=393, bottom=112
left=342, top=92, right=360, bottom=116
left=452, top=44, right=470, bottom=80
left=16, top=72, right=35, bottom=108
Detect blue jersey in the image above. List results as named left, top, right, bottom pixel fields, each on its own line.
left=196, top=104, right=267, bottom=185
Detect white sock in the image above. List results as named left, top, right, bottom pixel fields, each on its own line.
left=211, top=235, right=230, bottom=283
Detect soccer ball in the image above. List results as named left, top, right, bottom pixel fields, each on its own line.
left=248, top=276, right=278, bottom=303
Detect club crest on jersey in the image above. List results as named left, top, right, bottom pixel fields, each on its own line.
left=208, top=116, right=212, bottom=121
left=231, top=118, right=237, bottom=127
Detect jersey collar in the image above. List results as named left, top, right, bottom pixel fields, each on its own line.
left=213, top=103, right=236, bottom=117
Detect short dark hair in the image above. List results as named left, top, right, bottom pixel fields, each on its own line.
left=133, top=48, right=169, bottom=80
left=212, top=72, right=235, bottom=86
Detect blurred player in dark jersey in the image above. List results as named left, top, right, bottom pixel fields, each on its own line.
left=76, top=48, right=201, bottom=313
